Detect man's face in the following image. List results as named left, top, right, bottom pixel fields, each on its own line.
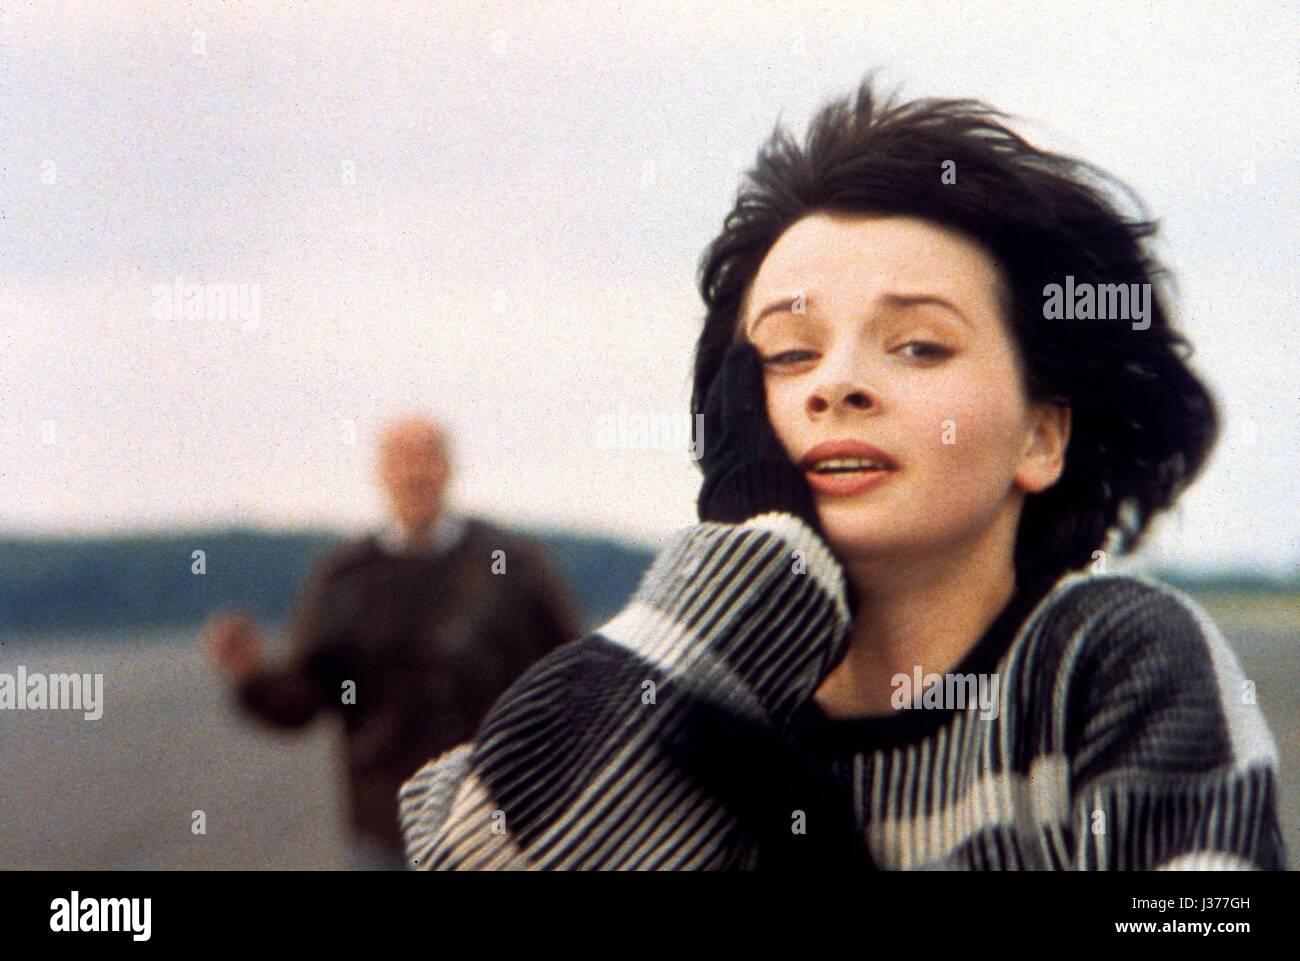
left=378, top=421, right=449, bottom=534
left=738, top=212, right=1067, bottom=566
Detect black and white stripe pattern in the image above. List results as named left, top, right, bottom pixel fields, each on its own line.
left=398, top=513, right=849, bottom=869
left=398, top=515, right=1287, bottom=870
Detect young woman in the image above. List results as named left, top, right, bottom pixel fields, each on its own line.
left=398, top=79, right=1286, bottom=870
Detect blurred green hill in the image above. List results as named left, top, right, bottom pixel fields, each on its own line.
left=0, top=526, right=656, bottom=636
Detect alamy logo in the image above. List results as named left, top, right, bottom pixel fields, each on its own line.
left=594, top=404, right=705, bottom=460
left=1042, top=275, right=1151, bottom=330
left=0, top=666, right=103, bottom=720
left=891, top=668, right=1000, bottom=721
left=50, top=891, right=151, bottom=941
left=151, top=275, right=261, bottom=329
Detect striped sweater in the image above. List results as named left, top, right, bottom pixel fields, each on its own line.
left=398, top=512, right=1287, bottom=870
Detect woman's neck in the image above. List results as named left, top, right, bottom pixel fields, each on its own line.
left=814, top=518, right=1020, bottom=719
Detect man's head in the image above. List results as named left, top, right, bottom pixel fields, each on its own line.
left=377, top=413, right=451, bottom=539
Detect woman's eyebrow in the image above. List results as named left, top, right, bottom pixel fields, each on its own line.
left=748, top=290, right=975, bottom=334
left=748, top=295, right=805, bottom=335
left=880, top=292, right=975, bottom=330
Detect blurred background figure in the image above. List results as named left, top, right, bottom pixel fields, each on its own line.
left=203, top=413, right=583, bottom=869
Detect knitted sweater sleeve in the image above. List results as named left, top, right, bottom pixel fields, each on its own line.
left=397, top=512, right=853, bottom=870
left=235, top=545, right=358, bottom=728
left=1065, top=579, right=1287, bottom=870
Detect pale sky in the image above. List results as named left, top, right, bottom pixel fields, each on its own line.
left=2, top=1, right=1296, bottom=576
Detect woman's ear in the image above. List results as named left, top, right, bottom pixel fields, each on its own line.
left=1015, top=400, right=1071, bottom=494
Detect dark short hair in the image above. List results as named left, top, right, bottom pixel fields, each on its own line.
left=690, top=76, right=1218, bottom=581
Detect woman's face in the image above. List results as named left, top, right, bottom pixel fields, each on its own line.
left=739, top=213, right=1068, bottom=566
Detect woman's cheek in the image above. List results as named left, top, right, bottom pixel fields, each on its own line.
left=764, top=378, right=805, bottom=463
left=916, top=386, right=1024, bottom=499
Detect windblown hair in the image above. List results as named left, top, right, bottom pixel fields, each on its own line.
left=691, top=76, right=1218, bottom=581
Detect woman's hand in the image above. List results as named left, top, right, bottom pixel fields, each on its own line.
left=696, top=340, right=827, bottom=540
left=696, top=339, right=858, bottom=615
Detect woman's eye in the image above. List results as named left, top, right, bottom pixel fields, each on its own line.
left=761, top=350, right=816, bottom=366
left=896, top=341, right=951, bottom=360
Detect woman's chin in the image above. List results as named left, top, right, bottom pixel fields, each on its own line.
left=819, top=523, right=901, bottom=559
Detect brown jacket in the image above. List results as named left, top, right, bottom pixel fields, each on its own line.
left=234, top=516, right=583, bottom=853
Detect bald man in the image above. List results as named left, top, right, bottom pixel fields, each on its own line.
left=204, top=414, right=584, bottom=869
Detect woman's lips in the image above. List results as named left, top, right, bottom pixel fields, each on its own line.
left=798, top=439, right=900, bottom=496
left=804, top=466, right=896, bottom=496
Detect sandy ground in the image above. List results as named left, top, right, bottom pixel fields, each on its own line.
left=0, top=625, right=349, bottom=870
left=1, top=603, right=1295, bottom=870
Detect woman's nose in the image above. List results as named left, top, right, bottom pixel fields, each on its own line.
left=808, top=381, right=877, bottom=415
